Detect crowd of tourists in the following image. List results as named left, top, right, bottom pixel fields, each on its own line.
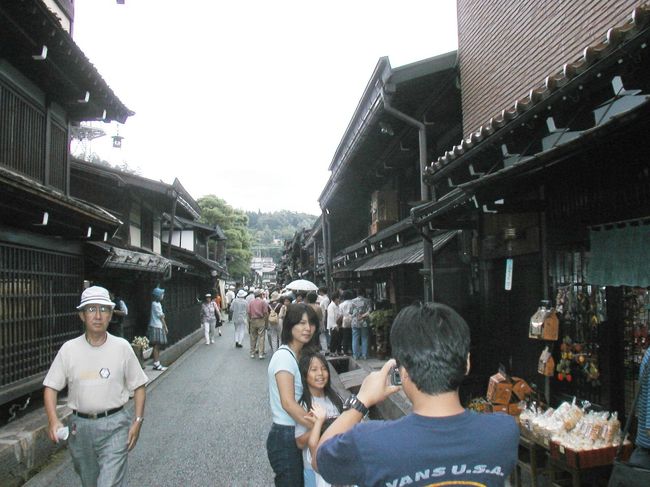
left=222, top=283, right=374, bottom=362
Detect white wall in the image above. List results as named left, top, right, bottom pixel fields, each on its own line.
left=181, top=230, right=194, bottom=251
left=129, top=200, right=141, bottom=248
left=153, top=219, right=161, bottom=254
left=160, top=230, right=194, bottom=251
left=130, top=227, right=141, bottom=248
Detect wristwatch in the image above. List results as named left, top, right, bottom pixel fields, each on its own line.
left=342, top=394, right=369, bottom=416
left=134, top=416, right=144, bottom=424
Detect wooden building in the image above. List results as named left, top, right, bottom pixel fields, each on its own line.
left=0, top=1, right=132, bottom=405
left=412, top=2, right=650, bottom=413
left=316, top=53, right=470, bottom=313
left=71, top=159, right=227, bottom=344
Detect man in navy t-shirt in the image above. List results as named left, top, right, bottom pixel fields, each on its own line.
left=315, top=302, right=519, bottom=487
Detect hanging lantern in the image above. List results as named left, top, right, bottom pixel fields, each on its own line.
left=112, top=134, right=124, bottom=148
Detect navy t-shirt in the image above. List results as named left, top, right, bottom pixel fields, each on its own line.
left=317, top=410, right=519, bottom=487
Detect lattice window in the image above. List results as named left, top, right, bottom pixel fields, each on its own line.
left=0, top=243, right=83, bottom=392
left=0, top=81, right=46, bottom=182
left=49, top=121, right=67, bottom=191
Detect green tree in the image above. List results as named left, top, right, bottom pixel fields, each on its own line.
left=198, top=195, right=253, bottom=280
left=246, top=210, right=317, bottom=251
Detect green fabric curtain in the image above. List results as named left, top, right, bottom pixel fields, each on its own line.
left=587, top=224, right=650, bottom=287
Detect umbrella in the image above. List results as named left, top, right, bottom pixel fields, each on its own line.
left=285, top=279, right=318, bottom=292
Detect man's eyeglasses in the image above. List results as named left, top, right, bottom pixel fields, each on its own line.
left=83, top=305, right=112, bottom=314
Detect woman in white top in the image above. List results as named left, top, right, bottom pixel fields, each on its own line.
left=266, top=303, right=319, bottom=486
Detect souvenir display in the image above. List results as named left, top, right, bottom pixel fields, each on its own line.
left=553, top=285, right=604, bottom=387
left=529, top=300, right=559, bottom=340
left=485, top=369, right=533, bottom=416
left=622, top=287, right=650, bottom=372
left=538, top=346, right=555, bottom=377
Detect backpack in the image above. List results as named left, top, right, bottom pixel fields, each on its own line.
left=268, top=304, right=279, bottom=326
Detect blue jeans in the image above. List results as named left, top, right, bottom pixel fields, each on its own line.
left=266, top=423, right=304, bottom=487
left=352, top=327, right=369, bottom=359
left=304, top=467, right=316, bottom=487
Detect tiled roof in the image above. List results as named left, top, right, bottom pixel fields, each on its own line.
left=412, top=94, right=650, bottom=227
left=426, top=5, right=650, bottom=182
left=333, top=230, right=459, bottom=273
left=0, top=164, right=121, bottom=226
left=0, top=0, right=133, bottom=123
left=319, top=52, right=458, bottom=208
left=168, top=214, right=226, bottom=239
left=88, top=242, right=171, bottom=274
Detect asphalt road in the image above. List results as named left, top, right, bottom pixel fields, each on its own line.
left=26, top=323, right=276, bottom=486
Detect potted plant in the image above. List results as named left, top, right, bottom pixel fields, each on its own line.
left=369, top=309, right=395, bottom=359
left=131, top=336, right=151, bottom=368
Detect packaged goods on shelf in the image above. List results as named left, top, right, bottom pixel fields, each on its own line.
left=519, top=398, right=628, bottom=468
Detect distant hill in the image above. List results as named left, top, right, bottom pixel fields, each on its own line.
left=247, top=210, right=317, bottom=260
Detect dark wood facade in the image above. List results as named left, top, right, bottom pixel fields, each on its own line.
left=413, top=4, right=650, bottom=413
left=0, top=2, right=132, bottom=405
left=312, top=53, right=465, bottom=312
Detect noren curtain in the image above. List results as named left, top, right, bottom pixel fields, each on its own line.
left=587, top=223, right=650, bottom=287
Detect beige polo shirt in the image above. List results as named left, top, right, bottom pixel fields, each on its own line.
left=43, top=333, right=148, bottom=414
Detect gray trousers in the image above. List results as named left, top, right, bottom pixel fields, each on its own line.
left=68, top=409, right=130, bottom=487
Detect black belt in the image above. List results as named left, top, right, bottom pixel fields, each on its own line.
left=73, top=406, right=123, bottom=419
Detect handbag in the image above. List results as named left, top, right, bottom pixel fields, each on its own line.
left=608, top=361, right=650, bottom=487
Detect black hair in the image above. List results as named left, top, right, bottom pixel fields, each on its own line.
left=306, top=291, right=318, bottom=304
left=341, top=290, right=354, bottom=301
left=356, top=288, right=366, bottom=297
left=390, top=302, right=470, bottom=395
left=318, top=287, right=328, bottom=294
left=298, top=352, right=343, bottom=423
left=330, top=291, right=340, bottom=301
left=281, top=303, right=318, bottom=345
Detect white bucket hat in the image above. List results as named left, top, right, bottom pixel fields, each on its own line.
left=237, top=289, right=247, bottom=298
left=77, top=286, right=115, bottom=310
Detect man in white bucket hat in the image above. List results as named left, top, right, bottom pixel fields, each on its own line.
left=43, top=286, right=148, bottom=487
left=231, top=289, right=249, bottom=349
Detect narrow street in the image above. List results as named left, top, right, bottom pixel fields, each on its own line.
left=26, top=323, right=275, bottom=486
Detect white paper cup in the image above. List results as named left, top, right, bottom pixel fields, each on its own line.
left=56, top=426, right=69, bottom=441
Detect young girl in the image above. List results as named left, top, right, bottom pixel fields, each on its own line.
left=295, top=353, right=342, bottom=487
left=266, top=304, right=319, bottom=486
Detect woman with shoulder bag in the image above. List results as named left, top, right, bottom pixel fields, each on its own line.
left=266, top=304, right=319, bottom=487
left=267, top=292, right=283, bottom=354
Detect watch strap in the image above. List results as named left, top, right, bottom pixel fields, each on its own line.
left=344, top=395, right=369, bottom=416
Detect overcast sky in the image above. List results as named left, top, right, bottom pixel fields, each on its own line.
left=72, top=0, right=458, bottom=215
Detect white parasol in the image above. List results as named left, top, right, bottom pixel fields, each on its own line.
left=285, top=279, right=318, bottom=292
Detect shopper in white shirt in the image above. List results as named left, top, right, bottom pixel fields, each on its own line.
left=326, top=292, right=341, bottom=356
